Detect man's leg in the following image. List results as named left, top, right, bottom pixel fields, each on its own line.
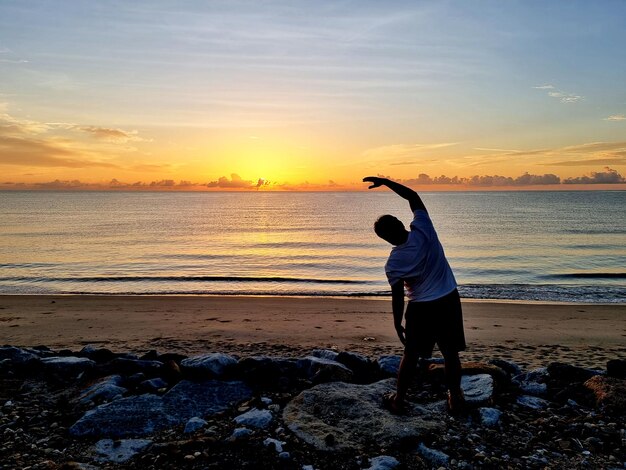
left=442, top=347, right=465, bottom=412
left=394, top=351, right=419, bottom=404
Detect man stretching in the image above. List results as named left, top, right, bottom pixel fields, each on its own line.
left=363, top=176, right=466, bottom=414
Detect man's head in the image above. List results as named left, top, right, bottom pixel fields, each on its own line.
left=374, top=214, right=408, bottom=245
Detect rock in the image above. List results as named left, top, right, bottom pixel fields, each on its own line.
left=160, top=360, right=182, bottom=383
left=584, top=375, right=626, bottom=414
left=478, top=407, right=501, bottom=427
left=461, top=374, right=493, bottom=405
left=263, top=437, right=285, bottom=452
left=417, top=443, right=449, bottom=467
left=513, top=368, right=549, bottom=397
left=41, top=356, right=95, bottom=375
left=77, top=376, right=126, bottom=405
left=606, top=359, right=626, bottom=379
left=234, top=408, right=273, bottom=429
left=461, top=361, right=510, bottom=388
left=184, top=417, right=207, bottom=434
left=94, top=438, right=152, bottom=463
left=235, top=356, right=299, bottom=388
left=180, top=353, right=237, bottom=378
left=139, top=378, right=168, bottom=393
left=104, top=358, right=163, bottom=376
left=70, top=380, right=252, bottom=437
left=309, top=349, right=339, bottom=361
left=547, top=362, right=601, bottom=384
left=279, top=451, right=291, bottom=460
left=283, top=379, right=442, bottom=451
left=336, top=351, right=376, bottom=383
left=0, top=346, right=41, bottom=364
left=79, top=345, right=116, bottom=363
left=377, top=355, right=401, bottom=377
left=366, top=455, right=400, bottom=470
left=489, top=358, right=523, bottom=377
left=232, top=428, right=253, bottom=439
left=296, top=356, right=353, bottom=384
left=516, top=395, right=550, bottom=410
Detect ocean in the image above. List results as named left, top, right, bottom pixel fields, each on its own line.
left=0, top=191, right=624, bottom=303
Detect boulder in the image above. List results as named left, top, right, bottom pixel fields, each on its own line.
left=41, top=356, right=95, bottom=375
left=309, top=349, right=339, bottom=361
left=461, top=374, right=493, bottom=405
left=296, top=356, right=353, bottom=384
left=377, top=355, right=402, bottom=377
left=283, top=379, right=442, bottom=451
left=184, top=417, right=208, bottom=434
left=180, top=353, right=237, bottom=378
left=513, top=368, right=548, bottom=397
left=0, top=346, right=40, bottom=364
left=139, top=378, right=168, bottom=393
left=606, top=359, right=626, bottom=379
left=417, top=442, right=449, bottom=467
left=79, top=345, right=116, bottom=363
left=478, top=407, right=502, bottom=427
left=336, top=351, right=377, bottom=383
left=234, top=408, right=273, bottom=429
left=584, top=375, right=626, bottom=414
left=77, top=375, right=126, bottom=405
left=70, top=380, right=252, bottom=437
left=547, top=362, right=601, bottom=384
left=94, top=438, right=152, bottom=463
left=235, top=356, right=299, bottom=388
left=516, top=395, right=550, bottom=410
left=104, top=358, right=163, bottom=376
left=489, top=358, right=523, bottom=377
left=366, top=455, right=400, bottom=470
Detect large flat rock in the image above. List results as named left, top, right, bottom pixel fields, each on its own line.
left=283, top=379, right=443, bottom=451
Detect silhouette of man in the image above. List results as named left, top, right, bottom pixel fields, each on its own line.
left=363, top=176, right=466, bottom=414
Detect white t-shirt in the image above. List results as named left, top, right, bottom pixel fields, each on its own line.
left=385, top=210, right=457, bottom=302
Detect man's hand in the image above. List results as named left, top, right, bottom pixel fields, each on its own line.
left=363, top=176, right=387, bottom=189
left=395, top=323, right=406, bottom=345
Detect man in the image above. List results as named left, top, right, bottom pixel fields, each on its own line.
left=363, top=176, right=466, bottom=414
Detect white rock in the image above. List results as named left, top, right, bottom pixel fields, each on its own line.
left=264, top=437, right=286, bottom=453
left=234, top=408, right=273, bottom=429
left=461, top=374, right=493, bottom=404
left=94, top=438, right=152, bottom=463
left=366, top=455, right=400, bottom=470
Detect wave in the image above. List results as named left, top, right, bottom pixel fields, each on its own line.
left=0, top=275, right=369, bottom=285
left=545, top=273, right=626, bottom=279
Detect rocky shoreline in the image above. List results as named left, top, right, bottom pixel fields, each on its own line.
left=1, top=345, right=625, bottom=469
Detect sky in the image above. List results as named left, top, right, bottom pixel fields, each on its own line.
left=1, top=0, right=625, bottom=190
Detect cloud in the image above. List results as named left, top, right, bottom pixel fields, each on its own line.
left=604, top=114, right=626, bottom=121
left=206, top=173, right=259, bottom=189
left=396, top=172, right=561, bottom=187
left=533, top=84, right=583, bottom=103
left=543, top=157, right=626, bottom=166
left=563, top=167, right=625, bottom=184
left=77, top=126, right=148, bottom=142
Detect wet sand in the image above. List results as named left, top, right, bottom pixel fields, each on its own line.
left=1, top=295, right=624, bottom=369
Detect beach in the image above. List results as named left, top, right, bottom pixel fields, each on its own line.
left=2, top=295, right=624, bottom=369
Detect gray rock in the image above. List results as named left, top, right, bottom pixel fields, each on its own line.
left=297, top=356, right=353, bottom=384
left=139, top=378, right=168, bottom=393
left=235, top=355, right=299, bottom=387
left=264, top=437, right=286, bottom=452
left=234, top=408, right=273, bottom=429
left=232, top=427, right=253, bottom=439
left=181, top=353, right=237, bottom=378
left=377, top=355, right=401, bottom=377
left=163, top=380, right=252, bottom=418
left=461, top=374, right=493, bottom=405
left=336, top=351, right=376, bottom=382
left=417, top=442, right=449, bottom=467
left=513, top=368, right=548, bottom=397
left=70, top=380, right=252, bottom=437
left=489, top=358, right=523, bottom=377
left=279, top=452, right=290, bottom=460
left=478, top=407, right=502, bottom=427
left=366, top=455, right=400, bottom=470
left=41, top=356, right=95, bottom=374
left=184, top=417, right=208, bottom=433
left=283, top=379, right=442, bottom=451
left=94, top=438, right=152, bottom=463
left=0, top=346, right=40, bottom=364
left=106, top=358, right=163, bottom=375
left=309, top=349, right=339, bottom=361
left=517, top=395, right=550, bottom=410
left=78, top=376, right=126, bottom=405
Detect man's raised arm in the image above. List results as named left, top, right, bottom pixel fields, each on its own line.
left=363, top=176, right=427, bottom=213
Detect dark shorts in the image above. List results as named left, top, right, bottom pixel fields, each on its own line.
left=404, top=288, right=466, bottom=358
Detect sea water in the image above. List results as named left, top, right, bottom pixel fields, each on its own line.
left=0, top=190, right=624, bottom=303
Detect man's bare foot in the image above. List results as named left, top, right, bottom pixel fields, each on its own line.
left=447, top=390, right=466, bottom=415
left=382, top=392, right=406, bottom=415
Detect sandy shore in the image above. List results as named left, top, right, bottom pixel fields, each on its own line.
left=1, top=295, right=624, bottom=369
